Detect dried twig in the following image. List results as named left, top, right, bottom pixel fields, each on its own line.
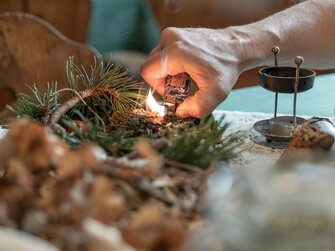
left=49, top=87, right=117, bottom=125
left=164, top=159, right=203, bottom=173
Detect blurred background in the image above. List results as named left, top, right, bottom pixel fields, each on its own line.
left=0, top=0, right=305, bottom=88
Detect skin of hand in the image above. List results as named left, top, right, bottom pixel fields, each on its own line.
left=141, top=0, right=335, bottom=119
left=140, top=27, right=246, bottom=118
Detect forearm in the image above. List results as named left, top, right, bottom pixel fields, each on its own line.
left=141, top=0, right=335, bottom=118
left=229, top=0, right=335, bottom=70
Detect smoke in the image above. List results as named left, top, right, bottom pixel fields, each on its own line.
left=164, top=0, right=185, bottom=14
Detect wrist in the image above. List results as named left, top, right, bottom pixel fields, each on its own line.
left=224, top=24, right=280, bottom=72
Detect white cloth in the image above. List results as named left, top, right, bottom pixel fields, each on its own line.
left=214, top=110, right=335, bottom=169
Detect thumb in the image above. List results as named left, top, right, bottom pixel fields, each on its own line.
left=176, top=92, right=218, bottom=119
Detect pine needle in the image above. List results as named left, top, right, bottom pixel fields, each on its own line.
left=6, top=56, right=240, bottom=170
left=64, top=57, right=144, bottom=122
left=8, top=56, right=144, bottom=125
left=62, top=110, right=140, bottom=157
left=7, top=83, right=58, bottom=124
left=163, top=116, right=240, bottom=169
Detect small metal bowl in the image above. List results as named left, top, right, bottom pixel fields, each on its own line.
left=269, top=116, right=305, bottom=137
left=259, top=67, right=316, bottom=93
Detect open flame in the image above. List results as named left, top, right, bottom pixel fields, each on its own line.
left=146, top=89, right=166, bottom=117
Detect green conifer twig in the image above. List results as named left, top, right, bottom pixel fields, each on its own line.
left=7, top=83, right=58, bottom=124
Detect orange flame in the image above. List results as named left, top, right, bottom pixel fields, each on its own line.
left=146, top=89, right=166, bottom=117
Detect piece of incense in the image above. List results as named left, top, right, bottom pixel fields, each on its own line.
left=164, top=73, right=191, bottom=112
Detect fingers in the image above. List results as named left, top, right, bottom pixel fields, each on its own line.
left=141, top=43, right=228, bottom=118
left=141, top=52, right=165, bottom=96
left=149, top=27, right=180, bottom=56
left=149, top=42, right=164, bottom=56
left=176, top=90, right=226, bottom=119
left=140, top=26, right=239, bottom=119
left=141, top=27, right=191, bottom=95
left=141, top=45, right=188, bottom=96
left=152, top=81, right=165, bottom=96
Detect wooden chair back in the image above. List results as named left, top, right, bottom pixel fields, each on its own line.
left=0, top=12, right=100, bottom=119
left=0, top=0, right=92, bottom=43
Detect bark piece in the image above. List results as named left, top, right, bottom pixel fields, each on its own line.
left=278, top=125, right=335, bottom=165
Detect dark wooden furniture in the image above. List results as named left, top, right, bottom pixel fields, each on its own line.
left=0, top=12, right=99, bottom=119
left=0, top=0, right=92, bottom=43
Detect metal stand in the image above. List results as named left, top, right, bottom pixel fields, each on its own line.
left=293, top=56, right=304, bottom=126
left=272, top=46, right=280, bottom=118
left=270, top=46, right=304, bottom=127
left=254, top=46, right=316, bottom=143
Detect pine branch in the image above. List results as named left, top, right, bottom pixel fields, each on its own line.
left=61, top=110, right=142, bottom=157
left=58, top=57, right=144, bottom=123
left=97, top=131, right=140, bottom=157
left=60, top=108, right=240, bottom=170
left=49, top=87, right=118, bottom=125
left=61, top=110, right=101, bottom=147
left=7, top=83, right=58, bottom=124
left=5, top=56, right=240, bottom=170
left=163, top=116, right=240, bottom=169
left=7, top=57, right=144, bottom=127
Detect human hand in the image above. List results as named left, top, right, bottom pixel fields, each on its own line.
left=140, top=27, right=246, bottom=118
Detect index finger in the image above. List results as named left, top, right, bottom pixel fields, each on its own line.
left=140, top=47, right=187, bottom=96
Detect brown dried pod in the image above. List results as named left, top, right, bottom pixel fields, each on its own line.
left=56, top=145, right=100, bottom=180
left=136, top=140, right=164, bottom=171
left=88, top=176, right=129, bottom=224
left=122, top=202, right=187, bottom=251
left=0, top=118, right=52, bottom=173
left=88, top=175, right=133, bottom=224
left=6, top=158, right=34, bottom=194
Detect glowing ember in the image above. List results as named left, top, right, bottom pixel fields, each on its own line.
left=146, top=89, right=166, bottom=117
